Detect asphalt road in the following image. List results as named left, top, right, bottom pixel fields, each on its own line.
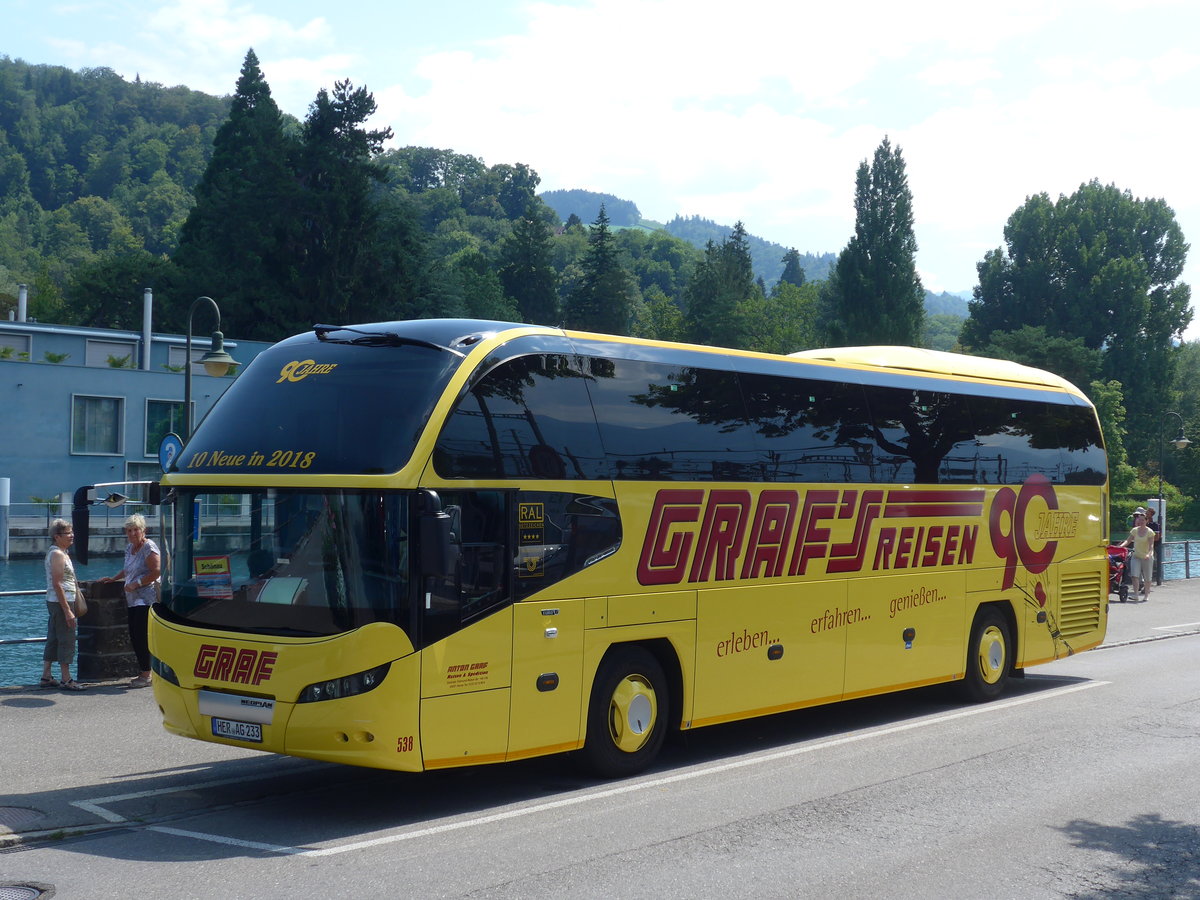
left=2, top=584, right=1198, bottom=899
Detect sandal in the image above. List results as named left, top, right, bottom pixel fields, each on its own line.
left=39, top=677, right=59, bottom=688
left=127, top=675, right=152, bottom=688
left=60, top=680, right=86, bottom=691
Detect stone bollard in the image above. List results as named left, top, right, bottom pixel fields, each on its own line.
left=76, top=579, right=139, bottom=680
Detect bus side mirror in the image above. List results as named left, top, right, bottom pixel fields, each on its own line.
left=418, top=490, right=460, bottom=579
left=72, top=485, right=94, bottom=565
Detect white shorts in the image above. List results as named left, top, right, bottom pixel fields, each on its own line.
left=1131, top=556, right=1153, bottom=580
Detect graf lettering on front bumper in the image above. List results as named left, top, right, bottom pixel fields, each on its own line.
left=195, top=644, right=277, bottom=685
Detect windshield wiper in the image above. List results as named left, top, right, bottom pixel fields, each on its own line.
left=313, top=324, right=465, bottom=357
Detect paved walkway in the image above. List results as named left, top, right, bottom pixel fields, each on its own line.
left=0, top=579, right=1197, bottom=848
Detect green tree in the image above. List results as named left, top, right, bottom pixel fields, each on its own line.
left=66, top=251, right=174, bottom=329
left=961, top=180, right=1192, bottom=464
left=970, top=324, right=1101, bottom=390
left=289, top=78, right=399, bottom=328
left=171, top=49, right=297, bottom=339
left=564, top=205, right=636, bottom=333
left=499, top=202, right=559, bottom=324
left=1090, top=379, right=1136, bottom=493
left=923, top=313, right=964, bottom=352
left=684, top=221, right=756, bottom=346
left=738, top=281, right=820, bottom=354
left=454, top=251, right=519, bottom=321
left=775, top=248, right=806, bottom=291
left=630, top=285, right=685, bottom=342
left=821, top=137, right=924, bottom=346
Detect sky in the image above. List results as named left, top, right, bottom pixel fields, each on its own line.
left=8, top=0, right=1200, bottom=336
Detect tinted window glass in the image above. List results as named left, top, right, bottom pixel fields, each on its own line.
left=583, top=358, right=758, bottom=480
left=160, top=490, right=410, bottom=638
left=968, top=397, right=1059, bottom=484
left=739, top=374, right=874, bottom=482
left=861, top=386, right=980, bottom=484
left=1052, top=404, right=1107, bottom=485
left=434, top=354, right=607, bottom=479
left=181, top=341, right=461, bottom=476
left=514, top=493, right=621, bottom=601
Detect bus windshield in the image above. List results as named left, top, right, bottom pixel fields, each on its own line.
left=160, top=489, right=411, bottom=637
left=181, top=337, right=463, bottom=476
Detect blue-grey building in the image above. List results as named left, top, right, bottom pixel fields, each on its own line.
left=1, top=287, right=274, bottom=518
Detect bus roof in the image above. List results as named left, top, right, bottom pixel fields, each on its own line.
left=788, top=345, right=1084, bottom=396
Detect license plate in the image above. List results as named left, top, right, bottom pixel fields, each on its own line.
left=211, top=717, right=262, bottom=743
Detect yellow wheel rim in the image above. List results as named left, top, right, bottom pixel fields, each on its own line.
left=976, top=624, right=1007, bottom=685
left=608, top=673, right=658, bottom=754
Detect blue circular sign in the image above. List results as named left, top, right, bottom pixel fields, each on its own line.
left=159, top=432, right=185, bottom=473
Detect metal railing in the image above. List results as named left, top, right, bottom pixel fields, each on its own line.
left=3, top=542, right=1199, bottom=651
left=6, top=501, right=160, bottom=529
left=0, top=589, right=47, bottom=647
left=1161, top=540, right=1199, bottom=580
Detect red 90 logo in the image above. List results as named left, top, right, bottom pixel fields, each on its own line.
left=989, top=473, right=1058, bottom=590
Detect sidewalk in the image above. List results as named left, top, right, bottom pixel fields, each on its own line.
left=1096, top=575, right=1200, bottom=646
left=0, top=579, right=1197, bottom=848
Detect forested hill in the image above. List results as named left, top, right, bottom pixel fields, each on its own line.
left=540, top=189, right=837, bottom=287
left=0, top=57, right=231, bottom=265
left=663, top=215, right=835, bottom=286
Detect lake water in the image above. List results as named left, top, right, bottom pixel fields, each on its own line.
left=0, top=555, right=112, bottom=688
left=4, top=535, right=1200, bottom=687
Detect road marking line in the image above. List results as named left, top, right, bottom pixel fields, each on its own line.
left=71, top=763, right=323, bottom=823
left=1152, top=621, right=1200, bottom=631
left=148, top=826, right=305, bottom=854
left=130, top=680, right=1108, bottom=857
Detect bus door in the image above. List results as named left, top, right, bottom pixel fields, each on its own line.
left=418, top=490, right=514, bottom=768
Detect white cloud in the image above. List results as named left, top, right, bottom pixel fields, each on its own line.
left=17, top=0, right=1200, bottom=336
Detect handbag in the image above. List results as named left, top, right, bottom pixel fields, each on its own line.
left=73, top=585, right=88, bottom=618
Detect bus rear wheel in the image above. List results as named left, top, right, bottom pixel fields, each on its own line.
left=958, top=607, right=1012, bottom=703
left=579, top=647, right=668, bottom=778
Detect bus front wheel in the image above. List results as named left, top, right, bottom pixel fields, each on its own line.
left=959, top=608, right=1012, bottom=703
left=579, top=647, right=668, bottom=778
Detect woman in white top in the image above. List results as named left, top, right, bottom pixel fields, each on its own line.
left=42, top=518, right=85, bottom=690
left=100, top=513, right=160, bottom=688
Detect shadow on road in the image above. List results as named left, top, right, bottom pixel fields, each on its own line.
left=1057, top=813, right=1200, bottom=897
left=7, top=672, right=1097, bottom=863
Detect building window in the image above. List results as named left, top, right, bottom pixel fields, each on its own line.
left=72, top=395, right=124, bottom=455
left=145, top=399, right=188, bottom=457
left=0, top=333, right=32, bottom=360
left=86, top=339, right=137, bottom=369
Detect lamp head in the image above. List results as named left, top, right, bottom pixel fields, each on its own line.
left=1172, top=435, right=1191, bottom=450
left=200, top=330, right=237, bottom=376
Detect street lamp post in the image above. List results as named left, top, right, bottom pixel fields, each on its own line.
left=1155, top=410, right=1191, bottom=584
left=184, top=296, right=238, bottom=438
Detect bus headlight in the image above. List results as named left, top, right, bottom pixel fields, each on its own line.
left=297, top=662, right=390, bottom=703
left=150, top=654, right=180, bottom=686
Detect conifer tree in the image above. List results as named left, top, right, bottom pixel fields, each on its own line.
left=499, top=202, right=559, bottom=324
left=684, top=221, right=755, bottom=346
left=171, top=49, right=297, bottom=339
left=289, top=79, right=397, bottom=327
left=776, top=248, right=806, bottom=292
left=564, top=205, right=635, bottom=333
left=821, top=137, right=924, bottom=346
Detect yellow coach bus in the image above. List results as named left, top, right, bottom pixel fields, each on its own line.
left=120, top=320, right=1110, bottom=776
